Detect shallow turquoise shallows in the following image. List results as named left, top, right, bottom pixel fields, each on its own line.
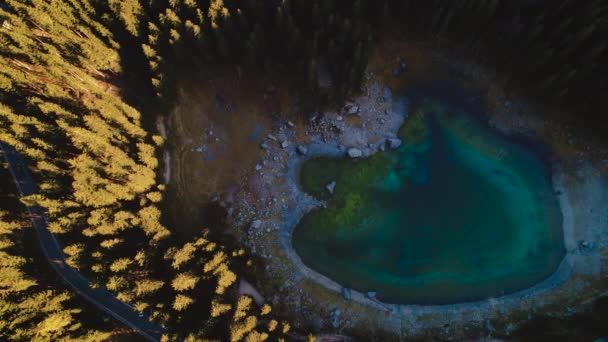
left=292, top=101, right=565, bottom=304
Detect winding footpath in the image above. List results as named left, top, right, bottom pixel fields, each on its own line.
left=0, top=142, right=164, bottom=342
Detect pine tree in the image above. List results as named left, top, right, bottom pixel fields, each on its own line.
left=172, top=242, right=197, bottom=269
left=171, top=272, right=199, bottom=291
left=172, top=294, right=194, bottom=311
left=108, top=0, right=144, bottom=37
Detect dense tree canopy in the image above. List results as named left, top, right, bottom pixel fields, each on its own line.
left=0, top=0, right=291, bottom=340
left=131, top=0, right=607, bottom=120
left=0, top=208, right=113, bottom=341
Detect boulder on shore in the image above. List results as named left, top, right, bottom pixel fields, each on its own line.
left=341, top=287, right=352, bottom=300
left=297, top=145, right=308, bottom=155
left=347, top=148, right=363, bottom=158
left=329, top=309, right=341, bottom=328
left=387, top=138, right=402, bottom=150
left=344, top=103, right=360, bottom=115
left=326, top=181, right=336, bottom=194
left=250, top=220, right=262, bottom=230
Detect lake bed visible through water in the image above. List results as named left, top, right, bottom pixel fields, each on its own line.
left=292, top=100, right=565, bottom=304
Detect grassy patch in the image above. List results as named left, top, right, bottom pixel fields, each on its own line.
left=399, top=109, right=429, bottom=144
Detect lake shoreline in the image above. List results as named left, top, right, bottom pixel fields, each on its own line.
left=285, top=99, right=570, bottom=306
left=234, top=72, right=608, bottom=339
left=276, top=92, right=575, bottom=304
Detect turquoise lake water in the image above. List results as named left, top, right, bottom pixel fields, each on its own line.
left=292, top=101, right=565, bottom=304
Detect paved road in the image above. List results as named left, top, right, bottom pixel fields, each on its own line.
left=0, top=142, right=165, bottom=342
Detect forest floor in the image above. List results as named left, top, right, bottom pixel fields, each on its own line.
left=165, top=66, right=303, bottom=237
left=163, top=60, right=340, bottom=239
left=165, top=36, right=608, bottom=340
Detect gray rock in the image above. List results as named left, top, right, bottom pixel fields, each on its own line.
left=267, top=134, right=277, bottom=141
left=484, top=319, right=495, bottom=331
left=332, top=123, right=344, bottom=133
left=378, top=142, right=387, bottom=152
left=387, top=138, right=402, bottom=150
left=255, top=164, right=262, bottom=171
left=287, top=121, right=295, bottom=128
left=341, top=287, right=352, bottom=300
left=336, top=115, right=343, bottom=121
left=345, top=103, right=359, bottom=115
left=260, top=142, right=269, bottom=150
left=326, top=181, right=336, bottom=194
left=297, top=145, right=308, bottom=155
left=329, top=309, right=341, bottom=328
left=281, top=140, right=289, bottom=149
left=347, top=148, right=363, bottom=158
left=366, top=291, right=377, bottom=300
left=250, top=220, right=262, bottom=230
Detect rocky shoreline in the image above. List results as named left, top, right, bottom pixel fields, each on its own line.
left=229, top=77, right=608, bottom=339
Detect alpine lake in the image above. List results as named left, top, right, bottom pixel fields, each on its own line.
left=292, top=100, right=565, bottom=305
